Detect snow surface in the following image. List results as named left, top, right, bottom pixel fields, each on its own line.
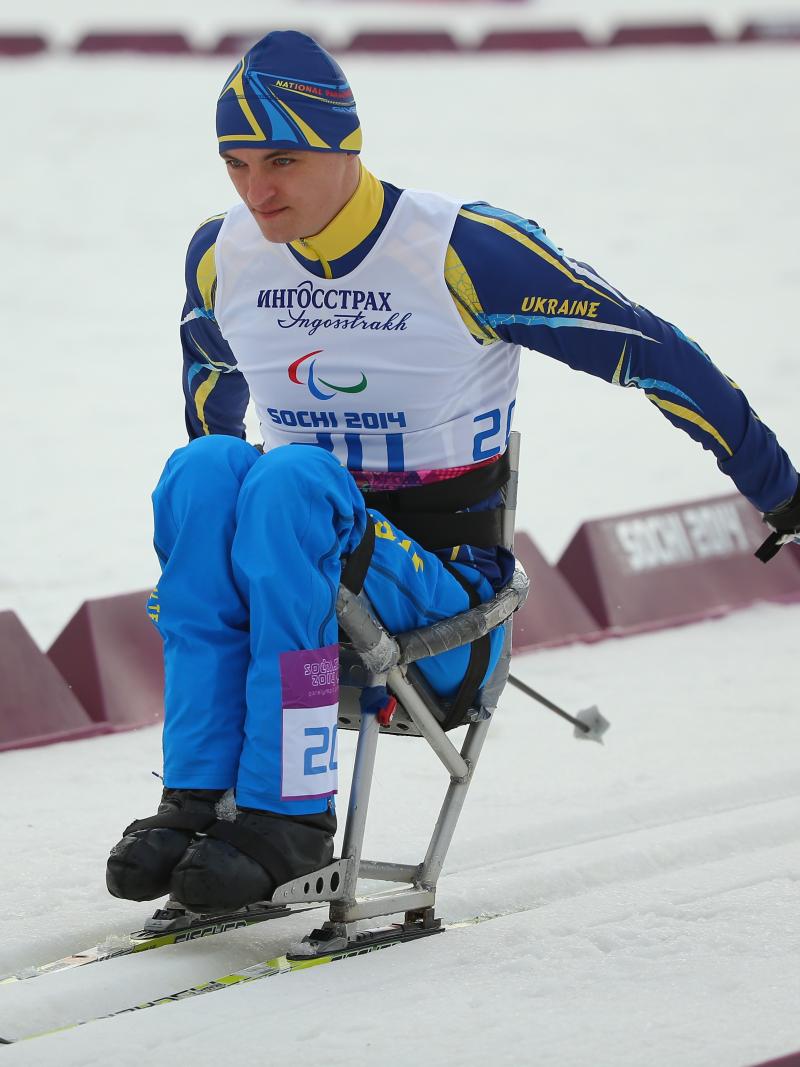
left=2, top=35, right=800, bottom=1067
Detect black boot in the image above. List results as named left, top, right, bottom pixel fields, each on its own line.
left=169, top=806, right=336, bottom=913
left=106, top=788, right=224, bottom=902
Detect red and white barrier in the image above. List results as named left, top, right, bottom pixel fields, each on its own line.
left=740, top=21, right=800, bottom=42
left=48, top=590, right=164, bottom=730
left=607, top=22, right=717, bottom=46
left=477, top=28, right=591, bottom=50
left=557, top=494, right=800, bottom=633
left=343, top=30, right=460, bottom=51
left=0, top=35, right=47, bottom=56
left=749, top=1051, right=800, bottom=1067
left=0, top=611, right=106, bottom=752
left=511, top=531, right=602, bottom=651
left=73, top=31, right=193, bottom=55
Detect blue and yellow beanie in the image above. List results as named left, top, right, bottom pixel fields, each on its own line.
left=216, top=31, right=362, bottom=155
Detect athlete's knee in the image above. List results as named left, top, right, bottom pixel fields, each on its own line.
left=154, top=435, right=259, bottom=512
left=246, top=444, right=346, bottom=499
left=177, top=434, right=256, bottom=474
left=264, top=443, right=341, bottom=479
left=166, top=435, right=256, bottom=487
left=239, top=445, right=364, bottom=550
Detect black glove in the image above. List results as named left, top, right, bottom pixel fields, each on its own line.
left=755, top=481, right=800, bottom=562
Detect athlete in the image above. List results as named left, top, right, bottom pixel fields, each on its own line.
left=106, top=30, right=800, bottom=913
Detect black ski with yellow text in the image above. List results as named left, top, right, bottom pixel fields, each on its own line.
left=0, top=903, right=323, bottom=986
left=0, top=914, right=496, bottom=1044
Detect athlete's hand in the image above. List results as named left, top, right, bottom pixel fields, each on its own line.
left=755, top=481, right=800, bottom=562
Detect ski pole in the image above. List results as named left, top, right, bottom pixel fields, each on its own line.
left=506, top=672, right=610, bottom=743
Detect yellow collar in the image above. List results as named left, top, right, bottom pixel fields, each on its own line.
left=290, top=164, right=384, bottom=274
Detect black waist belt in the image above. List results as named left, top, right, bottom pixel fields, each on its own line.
left=359, top=451, right=510, bottom=550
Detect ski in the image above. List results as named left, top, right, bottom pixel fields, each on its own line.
left=1, top=913, right=492, bottom=1044
left=0, top=902, right=323, bottom=986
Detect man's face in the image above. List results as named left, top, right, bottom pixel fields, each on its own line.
left=222, top=148, right=360, bottom=243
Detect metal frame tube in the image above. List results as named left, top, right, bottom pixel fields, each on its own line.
left=502, top=431, right=521, bottom=551
left=387, top=666, right=469, bottom=780
left=418, top=717, right=492, bottom=888
left=332, top=889, right=436, bottom=924
left=338, top=710, right=381, bottom=903
left=358, top=860, right=420, bottom=883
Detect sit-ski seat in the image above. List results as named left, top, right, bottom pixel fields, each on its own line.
left=264, top=431, right=529, bottom=952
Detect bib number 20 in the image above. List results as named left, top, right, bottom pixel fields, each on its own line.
left=304, top=724, right=338, bottom=776
left=472, top=402, right=516, bottom=461
left=281, top=706, right=339, bottom=800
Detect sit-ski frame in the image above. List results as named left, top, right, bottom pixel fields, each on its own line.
left=267, top=432, right=530, bottom=954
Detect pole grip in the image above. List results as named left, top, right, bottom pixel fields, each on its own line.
left=755, top=530, right=784, bottom=563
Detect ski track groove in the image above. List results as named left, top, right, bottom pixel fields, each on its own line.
left=444, top=781, right=800, bottom=878
left=437, top=789, right=800, bottom=934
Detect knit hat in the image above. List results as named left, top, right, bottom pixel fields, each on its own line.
left=216, top=31, right=362, bottom=154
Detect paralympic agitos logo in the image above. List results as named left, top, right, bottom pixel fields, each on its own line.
left=288, top=350, right=368, bottom=400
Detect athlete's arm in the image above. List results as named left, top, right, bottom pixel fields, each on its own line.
left=447, top=203, right=798, bottom=513
left=182, top=216, right=249, bottom=439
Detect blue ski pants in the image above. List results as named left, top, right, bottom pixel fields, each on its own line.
left=148, top=436, right=502, bottom=815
